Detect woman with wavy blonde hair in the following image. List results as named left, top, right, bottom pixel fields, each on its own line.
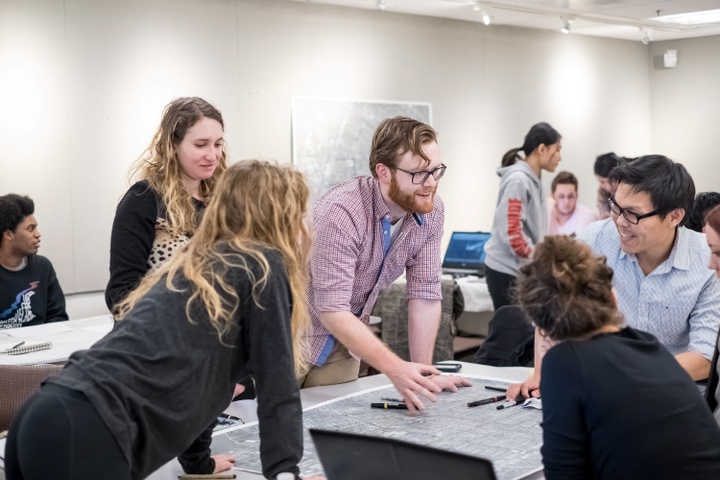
left=6, top=161, right=324, bottom=480
left=516, top=235, right=720, bottom=480
left=105, top=96, right=228, bottom=312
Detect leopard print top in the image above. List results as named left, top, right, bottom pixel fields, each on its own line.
left=146, top=218, right=190, bottom=272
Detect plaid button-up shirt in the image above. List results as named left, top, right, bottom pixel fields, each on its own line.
left=305, top=176, right=444, bottom=365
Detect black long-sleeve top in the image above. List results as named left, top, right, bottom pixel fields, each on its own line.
left=105, top=181, right=203, bottom=311
left=541, top=327, right=720, bottom=480
left=50, top=246, right=303, bottom=479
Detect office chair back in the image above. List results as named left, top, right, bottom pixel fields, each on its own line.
left=0, top=363, right=63, bottom=431
left=473, top=305, right=534, bottom=367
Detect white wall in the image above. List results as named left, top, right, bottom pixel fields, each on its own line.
left=0, top=0, right=716, bottom=294
left=649, top=35, right=720, bottom=195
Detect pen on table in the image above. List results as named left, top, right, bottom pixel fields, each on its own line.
left=467, top=395, right=506, bottom=407
left=484, top=385, right=508, bottom=393
left=496, top=401, right=519, bottom=410
left=371, top=402, right=408, bottom=410
left=177, top=474, right=236, bottom=479
left=10, top=341, right=26, bottom=350
left=380, top=396, right=405, bottom=403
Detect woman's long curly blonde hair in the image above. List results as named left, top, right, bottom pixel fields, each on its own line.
left=116, top=160, right=311, bottom=377
left=129, top=97, right=229, bottom=235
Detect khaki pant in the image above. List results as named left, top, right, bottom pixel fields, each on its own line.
left=300, top=342, right=360, bottom=388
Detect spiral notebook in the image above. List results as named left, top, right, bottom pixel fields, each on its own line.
left=1, top=341, right=53, bottom=355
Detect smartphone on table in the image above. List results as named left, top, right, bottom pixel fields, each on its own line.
left=433, top=361, right=462, bottom=373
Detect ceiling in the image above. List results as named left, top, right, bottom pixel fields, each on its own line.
left=288, top=0, right=720, bottom=42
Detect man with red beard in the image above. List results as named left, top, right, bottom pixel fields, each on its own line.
left=300, top=117, right=469, bottom=410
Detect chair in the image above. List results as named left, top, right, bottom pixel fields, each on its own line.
left=0, top=364, right=63, bottom=431
left=374, top=279, right=463, bottom=363
left=473, top=305, right=534, bottom=367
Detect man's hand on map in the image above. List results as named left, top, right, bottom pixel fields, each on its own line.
left=429, top=374, right=472, bottom=392
left=383, top=360, right=443, bottom=413
left=506, top=377, right=541, bottom=401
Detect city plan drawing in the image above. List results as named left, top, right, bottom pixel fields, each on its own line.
left=291, top=97, right=431, bottom=201
left=212, top=376, right=543, bottom=480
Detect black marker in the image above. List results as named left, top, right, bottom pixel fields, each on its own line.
left=484, top=385, right=508, bottom=393
left=467, top=395, right=506, bottom=407
left=371, top=402, right=408, bottom=410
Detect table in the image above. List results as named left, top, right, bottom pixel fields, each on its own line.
left=1, top=363, right=542, bottom=479
left=0, top=315, right=113, bottom=365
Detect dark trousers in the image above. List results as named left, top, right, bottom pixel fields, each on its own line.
left=485, top=266, right=517, bottom=311
left=5, top=383, right=131, bottom=480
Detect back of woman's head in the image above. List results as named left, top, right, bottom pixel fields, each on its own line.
left=195, top=159, right=309, bottom=256
left=515, top=235, right=619, bottom=341
left=502, top=122, right=561, bottom=167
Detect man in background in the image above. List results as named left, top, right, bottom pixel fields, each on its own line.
left=0, top=194, right=67, bottom=328
left=547, top=171, right=597, bottom=235
left=594, top=152, right=625, bottom=219
left=301, top=116, right=468, bottom=409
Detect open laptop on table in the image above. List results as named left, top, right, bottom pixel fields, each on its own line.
left=442, top=231, right=491, bottom=278
left=310, top=428, right=497, bottom=480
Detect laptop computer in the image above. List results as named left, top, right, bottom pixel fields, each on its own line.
left=309, top=428, right=497, bottom=480
left=442, top=231, right=491, bottom=277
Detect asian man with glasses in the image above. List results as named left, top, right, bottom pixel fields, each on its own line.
left=299, top=116, right=470, bottom=409
left=509, top=154, right=720, bottom=403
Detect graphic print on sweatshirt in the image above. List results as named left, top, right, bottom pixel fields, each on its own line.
left=0, top=281, right=39, bottom=328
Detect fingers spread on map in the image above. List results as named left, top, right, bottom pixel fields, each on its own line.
left=430, top=374, right=472, bottom=392
left=384, top=361, right=443, bottom=412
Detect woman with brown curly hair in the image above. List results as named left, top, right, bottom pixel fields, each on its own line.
left=516, top=236, right=720, bottom=480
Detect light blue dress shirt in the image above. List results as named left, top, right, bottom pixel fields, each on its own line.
left=577, top=219, right=720, bottom=359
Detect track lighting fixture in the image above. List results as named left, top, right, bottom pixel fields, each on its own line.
left=640, top=27, right=653, bottom=44
left=560, top=17, right=573, bottom=34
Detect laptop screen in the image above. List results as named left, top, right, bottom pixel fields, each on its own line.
left=442, top=231, right=491, bottom=269
left=310, top=428, right=497, bottom=480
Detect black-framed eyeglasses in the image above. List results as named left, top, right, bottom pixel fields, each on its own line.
left=395, top=164, right=447, bottom=185
left=608, top=195, right=658, bottom=225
